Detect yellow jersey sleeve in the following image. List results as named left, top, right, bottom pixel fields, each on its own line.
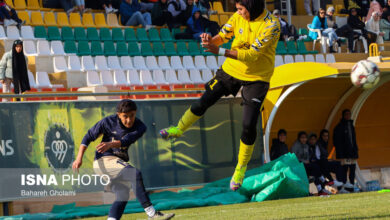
left=218, top=13, right=237, bottom=43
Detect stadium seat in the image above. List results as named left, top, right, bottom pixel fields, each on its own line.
left=107, top=13, right=120, bottom=27
left=133, top=56, right=147, bottom=70
left=177, top=42, right=189, bottom=56
left=47, top=26, right=61, bottom=41
left=68, top=55, right=82, bottom=71
left=113, top=70, right=128, bottom=86
left=194, top=56, right=208, bottom=70
left=127, top=70, right=141, bottom=85
left=276, top=41, right=288, bottom=55
left=294, top=54, right=304, bottom=62
left=0, top=26, right=5, bottom=40
left=286, top=41, right=298, bottom=55
left=27, top=71, right=38, bottom=88
left=120, top=56, right=134, bottom=70
left=31, top=11, right=44, bottom=26
left=81, top=56, right=96, bottom=71
left=100, top=28, right=112, bottom=41
left=61, top=27, right=74, bottom=41
left=23, top=40, right=37, bottom=56
left=189, top=69, right=204, bottom=84
left=112, top=28, right=125, bottom=42
left=14, top=0, right=27, bottom=10
left=116, top=41, right=128, bottom=56
left=95, top=56, right=109, bottom=70
left=69, top=13, right=83, bottom=27
left=86, top=27, right=99, bottom=41
left=315, top=54, right=325, bottom=63
left=141, top=42, right=153, bottom=56
left=160, top=28, right=173, bottom=41
left=148, top=28, right=160, bottom=41
left=219, top=15, right=230, bottom=25
left=127, top=42, right=141, bottom=56
left=108, top=56, right=122, bottom=70
left=305, top=54, right=315, bottom=62
left=188, top=41, right=201, bottom=56
left=297, top=40, right=317, bottom=54
left=27, top=0, right=40, bottom=10
left=209, top=14, right=219, bottom=24
left=206, top=56, right=219, bottom=70
left=37, top=40, right=51, bottom=55
left=284, top=55, right=294, bottom=64
left=158, top=56, right=171, bottom=70
left=325, top=53, right=336, bottom=63
left=178, top=69, right=192, bottom=84
left=166, top=69, right=180, bottom=84
left=307, top=24, right=328, bottom=53
left=152, top=70, right=167, bottom=85
left=171, top=56, right=184, bottom=69
left=213, top=1, right=224, bottom=13
left=146, top=56, right=159, bottom=70
left=57, top=12, right=70, bottom=27
left=86, top=71, right=101, bottom=86
left=20, top=26, right=35, bottom=40
left=6, top=26, right=20, bottom=39
left=103, top=41, right=116, bottom=56
left=36, top=72, right=62, bottom=88
left=82, top=13, right=95, bottom=27
left=64, top=40, right=77, bottom=54
left=275, top=55, right=284, bottom=67
left=202, top=69, right=213, bottom=82
left=51, top=41, right=65, bottom=55
left=136, top=28, right=149, bottom=41
left=95, top=13, right=108, bottom=28
left=164, top=42, right=177, bottom=56
left=124, top=28, right=137, bottom=42
left=53, top=56, right=69, bottom=72
left=44, top=12, right=56, bottom=26
left=74, top=27, right=87, bottom=41
left=91, top=41, right=104, bottom=56
left=183, top=56, right=195, bottom=69
left=100, top=70, right=114, bottom=86
left=152, top=42, right=165, bottom=56
left=18, top=11, right=31, bottom=25
left=217, top=56, right=226, bottom=67
left=140, top=70, right=155, bottom=85
left=171, top=28, right=182, bottom=38
left=77, top=41, right=91, bottom=56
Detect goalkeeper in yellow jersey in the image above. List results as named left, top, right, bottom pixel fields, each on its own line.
left=160, top=0, right=280, bottom=191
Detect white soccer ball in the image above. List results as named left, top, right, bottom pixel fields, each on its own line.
left=350, top=60, right=380, bottom=89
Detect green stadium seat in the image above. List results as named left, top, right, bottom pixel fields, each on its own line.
left=286, top=41, right=298, bottom=55
left=128, top=42, right=141, bottom=56
left=112, top=28, right=124, bottom=42
left=221, top=41, right=232, bottom=49
left=103, top=41, right=116, bottom=56
left=116, top=41, right=128, bottom=56
left=64, top=40, right=77, bottom=54
left=164, top=42, right=177, bottom=56
left=86, top=27, right=99, bottom=41
left=91, top=41, right=104, bottom=56
left=188, top=41, right=200, bottom=56
left=276, top=41, right=287, bottom=55
left=34, top=26, right=47, bottom=39
left=148, top=28, right=160, bottom=41
left=47, top=26, right=61, bottom=41
left=136, top=28, right=149, bottom=41
left=61, top=27, right=74, bottom=41
left=298, top=28, right=311, bottom=42
left=77, top=41, right=91, bottom=56
left=100, top=28, right=112, bottom=41
left=124, top=28, right=137, bottom=42
left=177, top=41, right=189, bottom=56
left=201, top=46, right=213, bottom=56
left=141, top=42, right=153, bottom=56
left=152, top=42, right=165, bottom=56
left=74, top=27, right=87, bottom=41
left=297, top=40, right=318, bottom=54
left=160, top=28, right=173, bottom=41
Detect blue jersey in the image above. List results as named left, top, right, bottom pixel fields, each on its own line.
left=81, top=115, right=147, bottom=161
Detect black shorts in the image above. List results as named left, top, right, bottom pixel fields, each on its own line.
left=205, top=69, right=270, bottom=107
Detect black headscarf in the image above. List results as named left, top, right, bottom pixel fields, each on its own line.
left=235, top=0, right=265, bottom=21
left=318, top=11, right=326, bottom=29
left=12, top=40, right=30, bottom=94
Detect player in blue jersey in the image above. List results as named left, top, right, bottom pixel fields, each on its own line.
left=72, top=99, right=174, bottom=220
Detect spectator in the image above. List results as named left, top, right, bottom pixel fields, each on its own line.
left=335, top=24, right=358, bottom=53
left=273, top=9, right=298, bottom=41
left=309, top=8, right=341, bottom=53
left=308, top=131, right=344, bottom=188
left=366, top=1, right=383, bottom=21
left=0, top=0, right=25, bottom=28
left=167, top=0, right=187, bottom=29
left=270, top=129, right=288, bottom=161
left=366, top=11, right=385, bottom=51
left=98, top=0, right=119, bottom=14
left=344, top=0, right=361, bottom=16
left=73, top=0, right=91, bottom=14
left=347, top=8, right=369, bottom=52
left=333, top=109, right=359, bottom=190
left=151, top=0, right=171, bottom=26
left=183, top=0, right=194, bottom=24
left=380, top=10, right=390, bottom=40
left=42, top=0, right=75, bottom=15
left=194, top=0, right=209, bottom=16
left=140, top=0, right=156, bottom=12
left=0, top=40, right=30, bottom=102
left=383, top=0, right=390, bottom=12
left=291, top=131, right=330, bottom=196
left=120, top=0, right=152, bottom=29
left=326, top=6, right=337, bottom=29
left=304, top=0, right=319, bottom=16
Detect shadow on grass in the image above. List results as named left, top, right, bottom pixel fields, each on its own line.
left=278, top=213, right=390, bottom=220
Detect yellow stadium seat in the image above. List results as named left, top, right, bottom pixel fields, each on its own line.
left=57, top=12, right=70, bottom=27
left=18, top=11, right=31, bottom=25
left=219, top=15, right=229, bottom=25
left=31, top=11, right=44, bottom=26
left=82, top=13, right=95, bottom=27
left=44, top=12, right=57, bottom=26
left=27, top=0, right=40, bottom=10
left=5, top=0, right=14, bottom=7
left=94, top=13, right=108, bottom=28
left=107, top=13, right=120, bottom=27
left=209, top=14, right=219, bottom=24
left=13, top=0, right=26, bottom=10
left=213, top=1, right=224, bottom=13
left=69, top=13, right=83, bottom=27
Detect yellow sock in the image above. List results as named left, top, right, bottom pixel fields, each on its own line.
left=177, top=108, right=201, bottom=132
left=237, top=140, right=255, bottom=167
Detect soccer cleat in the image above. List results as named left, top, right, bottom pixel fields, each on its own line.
left=159, top=126, right=183, bottom=140
left=230, top=165, right=247, bottom=191
left=148, top=211, right=175, bottom=220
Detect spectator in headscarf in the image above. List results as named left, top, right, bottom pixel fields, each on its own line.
left=366, top=0, right=383, bottom=21
left=0, top=0, right=25, bottom=28
left=380, top=10, right=390, bottom=40
left=167, top=0, right=187, bottom=29
left=270, top=129, right=289, bottom=161
left=273, top=9, right=298, bottom=41
left=151, top=0, right=171, bottom=26
left=366, top=11, right=385, bottom=50
left=347, top=8, right=369, bottom=52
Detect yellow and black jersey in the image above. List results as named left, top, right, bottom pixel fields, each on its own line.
left=218, top=10, right=280, bottom=82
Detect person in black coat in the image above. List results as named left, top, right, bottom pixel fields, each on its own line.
left=347, top=8, right=369, bottom=39
left=270, top=129, right=289, bottom=161
left=151, top=0, right=171, bottom=26
left=333, top=109, right=358, bottom=188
